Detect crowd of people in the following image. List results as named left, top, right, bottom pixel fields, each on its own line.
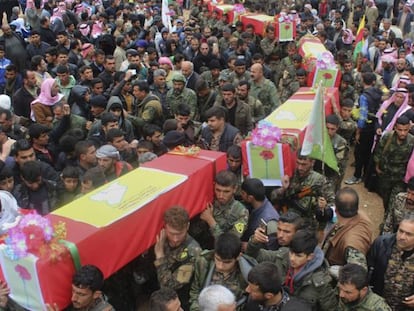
left=0, top=0, right=413, bottom=309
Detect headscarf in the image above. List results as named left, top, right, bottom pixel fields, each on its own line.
left=32, top=78, right=63, bottom=106
left=0, top=190, right=20, bottom=235
left=376, top=88, right=410, bottom=131
left=30, top=78, right=64, bottom=121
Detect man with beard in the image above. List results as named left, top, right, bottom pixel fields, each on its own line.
left=199, top=106, right=242, bottom=152
left=150, top=69, right=170, bottom=117
left=245, top=262, right=311, bottom=311
left=174, top=103, right=201, bottom=145
left=67, top=265, right=114, bottom=311
left=154, top=206, right=201, bottom=311
left=0, top=24, right=27, bottom=73
left=236, top=80, right=264, bottom=125
left=338, top=264, right=391, bottom=310
left=367, top=212, right=414, bottom=310
left=214, top=83, right=252, bottom=137
left=270, top=153, right=335, bottom=227
left=166, top=73, right=198, bottom=120
left=12, top=70, right=39, bottom=121
left=383, top=177, right=414, bottom=233
left=391, top=58, right=407, bottom=88
left=374, top=116, right=414, bottom=215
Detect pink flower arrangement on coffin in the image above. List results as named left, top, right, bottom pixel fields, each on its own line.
left=315, top=51, right=336, bottom=70
left=251, top=120, right=282, bottom=149
left=4, top=212, right=67, bottom=261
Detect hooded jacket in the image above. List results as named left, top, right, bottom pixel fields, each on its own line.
left=88, top=96, right=135, bottom=142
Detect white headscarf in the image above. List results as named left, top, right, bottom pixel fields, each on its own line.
left=0, top=191, right=20, bottom=235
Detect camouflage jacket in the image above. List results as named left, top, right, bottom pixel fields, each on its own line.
left=331, top=133, right=349, bottom=176
left=244, top=95, right=265, bottom=124
left=260, top=37, right=279, bottom=57
left=189, top=250, right=256, bottom=311
left=271, top=171, right=335, bottom=220
left=154, top=235, right=201, bottom=291
left=211, top=198, right=249, bottom=239
left=245, top=244, right=337, bottom=311
left=250, top=78, right=280, bottom=115
left=383, top=192, right=414, bottom=234
left=338, top=289, right=391, bottom=311
left=374, top=131, right=414, bottom=181
left=384, top=243, right=414, bottom=310
left=338, top=118, right=357, bottom=143
left=166, top=87, right=198, bottom=120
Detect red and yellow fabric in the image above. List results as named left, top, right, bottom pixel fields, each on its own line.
left=242, top=87, right=339, bottom=182
left=0, top=150, right=227, bottom=309
left=240, top=14, right=276, bottom=36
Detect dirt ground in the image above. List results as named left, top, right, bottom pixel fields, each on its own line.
left=341, top=148, right=384, bottom=237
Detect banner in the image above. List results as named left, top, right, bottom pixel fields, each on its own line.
left=0, top=247, right=44, bottom=311
left=301, top=84, right=339, bottom=172
left=52, top=168, right=187, bottom=227
left=246, top=142, right=284, bottom=186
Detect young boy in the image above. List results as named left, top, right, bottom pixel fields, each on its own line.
left=58, top=166, right=81, bottom=206
left=337, top=98, right=357, bottom=144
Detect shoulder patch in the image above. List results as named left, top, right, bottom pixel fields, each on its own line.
left=234, top=223, right=245, bottom=234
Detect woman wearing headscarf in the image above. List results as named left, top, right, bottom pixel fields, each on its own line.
left=0, top=190, right=20, bottom=235
left=30, top=78, right=64, bottom=127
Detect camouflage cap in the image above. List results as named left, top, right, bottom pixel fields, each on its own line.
left=172, top=73, right=186, bottom=83
left=219, top=71, right=231, bottom=81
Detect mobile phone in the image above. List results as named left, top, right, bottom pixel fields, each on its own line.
left=128, top=69, right=137, bottom=75
left=259, top=218, right=267, bottom=234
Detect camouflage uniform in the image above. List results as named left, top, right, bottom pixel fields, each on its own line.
left=270, top=170, right=335, bottom=222
left=245, top=243, right=338, bottom=311
left=322, top=133, right=349, bottom=192
left=189, top=250, right=255, bottom=311
left=198, top=90, right=218, bottom=120
left=374, top=131, right=414, bottom=212
left=260, top=37, right=280, bottom=57
left=232, top=71, right=251, bottom=88
left=279, top=78, right=300, bottom=104
left=250, top=78, right=280, bottom=115
left=166, top=87, right=198, bottom=120
left=210, top=198, right=249, bottom=239
left=243, top=95, right=265, bottom=124
left=154, top=235, right=201, bottom=310
left=218, top=37, right=230, bottom=54
left=200, top=71, right=220, bottom=91
left=338, top=289, right=392, bottom=311
left=338, top=117, right=357, bottom=144
left=339, top=85, right=357, bottom=104
left=383, top=192, right=414, bottom=234
left=383, top=245, right=414, bottom=310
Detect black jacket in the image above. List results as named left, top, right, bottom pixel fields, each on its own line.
left=367, top=233, right=396, bottom=296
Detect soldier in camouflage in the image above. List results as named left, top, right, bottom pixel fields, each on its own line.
left=166, top=73, right=198, bottom=120
left=324, top=114, right=349, bottom=192
left=338, top=264, right=391, bottom=311
left=250, top=63, right=279, bottom=115
left=189, top=233, right=256, bottom=311
left=154, top=206, right=201, bottom=311
left=236, top=80, right=265, bottom=125
left=337, top=98, right=357, bottom=144
left=367, top=212, right=414, bottom=310
left=270, top=154, right=335, bottom=226
left=383, top=177, right=414, bottom=234
left=260, top=25, right=280, bottom=58
left=231, top=59, right=251, bottom=88
left=374, top=116, right=414, bottom=214
left=200, top=60, right=221, bottom=91
left=199, top=170, right=249, bottom=249
left=339, top=73, right=357, bottom=104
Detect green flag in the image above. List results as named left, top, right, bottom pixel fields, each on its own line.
left=300, top=84, right=339, bottom=172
